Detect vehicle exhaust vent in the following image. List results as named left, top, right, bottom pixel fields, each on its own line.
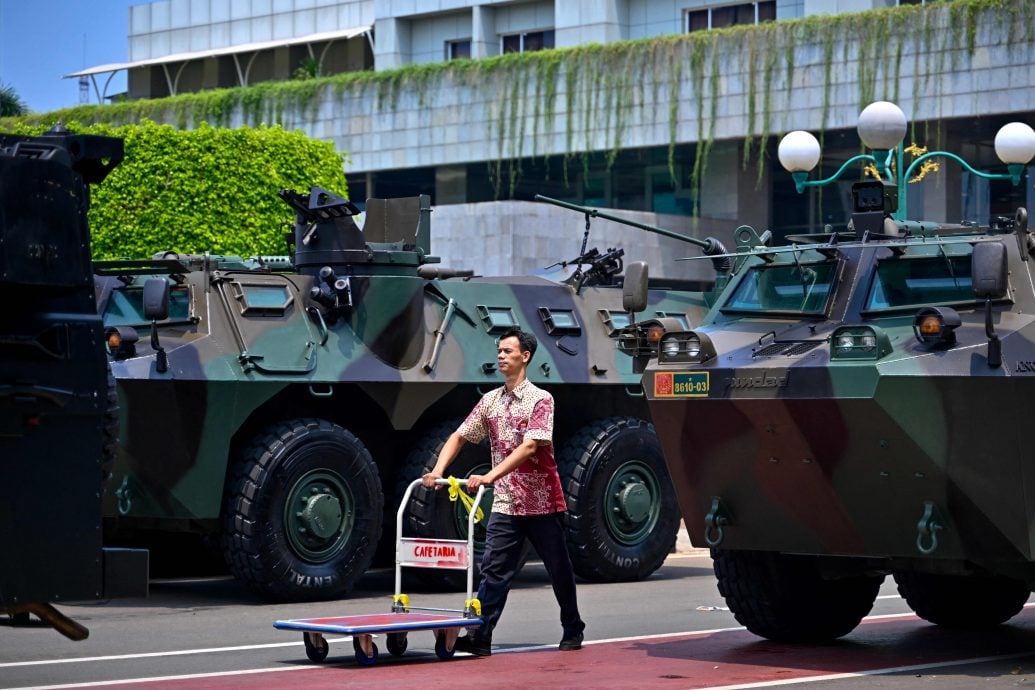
left=753, top=340, right=823, bottom=358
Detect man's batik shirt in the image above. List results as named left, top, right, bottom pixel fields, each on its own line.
left=458, top=379, right=567, bottom=515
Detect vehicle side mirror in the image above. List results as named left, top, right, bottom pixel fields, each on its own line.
left=142, top=279, right=169, bottom=373
left=143, top=279, right=170, bottom=321
left=623, top=261, right=648, bottom=314
left=971, top=242, right=1007, bottom=369
left=972, top=242, right=1008, bottom=299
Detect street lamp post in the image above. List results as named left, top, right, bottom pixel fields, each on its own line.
left=777, top=101, right=1035, bottom=223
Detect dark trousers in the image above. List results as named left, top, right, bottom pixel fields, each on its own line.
left=473, top=511, right=584, bottom=642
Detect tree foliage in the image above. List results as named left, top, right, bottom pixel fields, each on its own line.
left=3, top=121, right=347, bottom=259
left=0, top=82, right=27, bottom=117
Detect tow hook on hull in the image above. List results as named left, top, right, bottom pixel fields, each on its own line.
left=705, top=497, right=733, bottom=547
left=915, top=501, right=945, bottom=555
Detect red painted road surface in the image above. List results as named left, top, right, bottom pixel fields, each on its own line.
left=90, top=607, right=1035, bottom=690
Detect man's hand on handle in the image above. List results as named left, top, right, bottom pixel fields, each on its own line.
left=466, top=474, right=489, bottom=492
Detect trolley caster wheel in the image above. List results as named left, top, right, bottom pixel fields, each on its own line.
left=435, top=631, right=456, bottom=660
left=303, top=632, right=329, bottom=663
left=353, top=636, right=379, bottom=666
left=386, top=632, right=408, bottom=657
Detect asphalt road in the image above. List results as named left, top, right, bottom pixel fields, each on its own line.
left=3, top=553, right=1035, bottom=689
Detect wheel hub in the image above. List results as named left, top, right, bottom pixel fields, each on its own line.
left=616, top=482, right=651, bottom=523
left=284, top=469, right=354, bottom=563
left=605, top=460, right=661, bottom=545
left=300, top=491, right=343, bottom=539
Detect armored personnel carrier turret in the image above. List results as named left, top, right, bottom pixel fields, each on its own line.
left=95, top=188, right=730, bottom=601
left=635, top=103, right=1035, bottom=641
left=1, top=128, right=148, bottom=639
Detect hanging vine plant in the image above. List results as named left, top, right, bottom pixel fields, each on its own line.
left=2, top=0, right=1030, bottom=210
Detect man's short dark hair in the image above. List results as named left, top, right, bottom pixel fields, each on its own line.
left=500, top=328, right=537, bottom=362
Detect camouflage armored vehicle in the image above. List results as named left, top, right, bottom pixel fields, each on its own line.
left=95, top=188, right=729, bottom=601
left=1, top=128, right=148, bottom=639
left=634, top=107, right=1035, bottom=641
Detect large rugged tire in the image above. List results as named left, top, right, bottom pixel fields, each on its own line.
left=713, top=549, right=883, bottom=642
left=400, top=419, right=527, bottom=590
left=893, top=571, right=1029, bottom=629
left=558, top=417, right=679, bottom=582
left=222, top=418, right=383, bottom=601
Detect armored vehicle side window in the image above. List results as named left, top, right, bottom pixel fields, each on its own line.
left=655, top=312, right=690, bottom=329
left=722, top=261, right=836, bottom=315
left=477, top=306, right=519, bottom=334
left=865, top=255, right=975, bottom=311
left=104, top=284, right=191, bottom=327
left=232, top=283, right=293, bottom=316
left=599, top=310, right=631, bottom=336
left=539, top=307, right=581, bottom=335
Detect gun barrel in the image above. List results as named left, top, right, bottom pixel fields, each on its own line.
left=534, top=194, right=711, bottom=250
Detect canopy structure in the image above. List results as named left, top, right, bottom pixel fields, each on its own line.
left=64, top=25, right=372, bottom=103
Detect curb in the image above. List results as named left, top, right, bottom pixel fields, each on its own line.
left=673, top=520, right=710, bottom=555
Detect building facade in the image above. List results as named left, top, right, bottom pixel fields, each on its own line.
left=74, top=0, right=1035, bottom=279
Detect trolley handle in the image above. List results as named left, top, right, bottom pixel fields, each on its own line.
left=395, top=477, right=492, bottom=604
left=396, top=477, right=490, bottom=531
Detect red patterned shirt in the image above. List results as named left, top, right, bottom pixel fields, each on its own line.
left=458, top=379, right=567, bottom=516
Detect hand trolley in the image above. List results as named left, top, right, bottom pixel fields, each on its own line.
left=274, top=477, right=486, bottom=665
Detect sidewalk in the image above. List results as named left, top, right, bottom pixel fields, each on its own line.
left=673, top=520, right=710, bottom=555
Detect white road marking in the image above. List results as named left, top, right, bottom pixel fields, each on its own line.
left=690, top=652, right=1035, bottom=690
left=0, top=638, right=350, bottom=668
left=3, top=664, right=324, bottom=689
left=9, top=605, right=1035, bottom=689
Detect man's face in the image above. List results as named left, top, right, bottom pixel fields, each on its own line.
left=497, top=336, right=529, bottom=375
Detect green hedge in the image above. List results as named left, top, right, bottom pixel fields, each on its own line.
left=3, top=121, right=347, bottom=259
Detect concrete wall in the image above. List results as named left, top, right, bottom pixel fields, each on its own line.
left=281, top=5, right=1035, bottom=176
left=128, top=0, right=819, bottom=64
left=627, top=0, right=682, bottom=39
left=410, top=11, right=471, bottom=65
left=129, top=0, right=372, bottom=61
left=555, top=0, right=626, bottom=45
left=422, top=201, right=739, bottom=281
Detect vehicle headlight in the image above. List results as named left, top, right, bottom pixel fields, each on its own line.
left=685, top=334, right=702, bottom=358
left=658, top=331, right=716, bottom=364
left=835, top=334, right=855, bottom=351
left=661, top=338, right=682, bottom=358
left=829, top=325, right=891, bottom=360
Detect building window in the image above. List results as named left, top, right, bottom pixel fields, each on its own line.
left=447, top=39, right=471, bottom=60
left=686, top=2, right=775, bottom=32
left=501, top=29, right=555, bottom=54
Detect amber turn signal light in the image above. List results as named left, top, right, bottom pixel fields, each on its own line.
left=912, top=307, right=961, bottom=347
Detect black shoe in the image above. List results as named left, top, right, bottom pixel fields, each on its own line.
left=455, top=634, right=492, bottom=657
left=558, top=631, right=583, bottom=651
